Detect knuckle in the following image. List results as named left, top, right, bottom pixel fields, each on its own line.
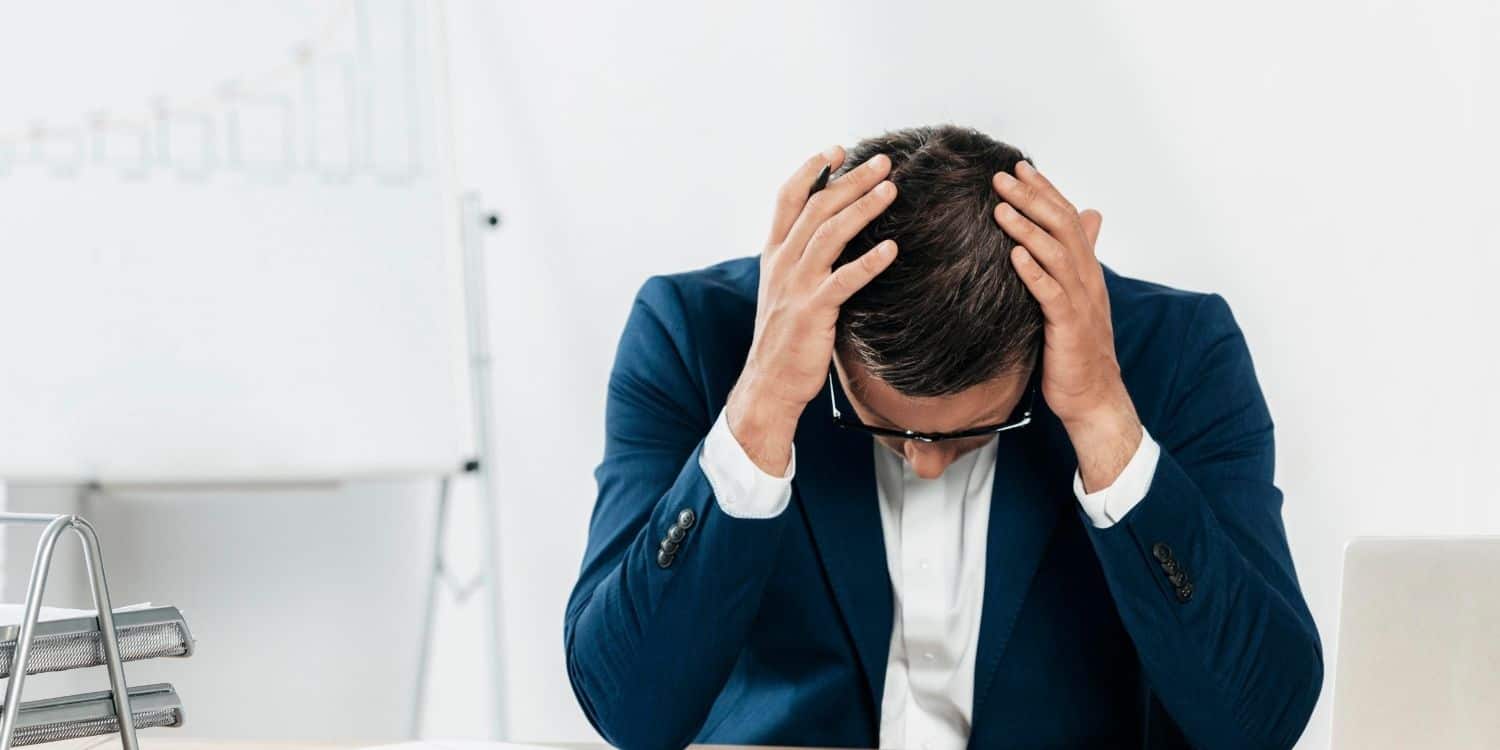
left=1013, top=181, right=1037, bottom=203
left=1054, top=252, right=1076, bottom=272
left=776, top=183, right=802, bottom=208
left=860, top=186, right=891, bottom=212
left=805, top=192, right=832, bottom=215
left=828, top=272, right=854, bottom=297
left=849, top=193, right=880, bottom=219
left=809, top=221, right=838, bottom=248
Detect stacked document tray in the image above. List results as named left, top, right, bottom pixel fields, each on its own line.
left=0, top=605, right=193, bottom=746
left=0, top=513, right=184, bottom=750
left=0, top=684, right=183, bottom=747
left=0, top=606, right=194, bottom=678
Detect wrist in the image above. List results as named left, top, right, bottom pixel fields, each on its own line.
left=1063, top=386, right=1143, bottom=493
left=725, top=374, right=802, bottom=476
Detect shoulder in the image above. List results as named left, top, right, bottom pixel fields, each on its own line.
left=618, top=255, right=760, bottom=404
left=1103, top=265, right=1255, bottom=423
left=1104, top=264, right=1221, bottom=329
left=1103, top=263, right=1246, bottom=347
left=632, top=255, right=760, bottom=324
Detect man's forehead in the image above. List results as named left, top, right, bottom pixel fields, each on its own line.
left=837, top=353, right=1026, bottom=430
left=838, top=351, right=1024, bottom=396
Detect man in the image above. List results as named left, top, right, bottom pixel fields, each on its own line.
left=564, top=125, right=1322, bottom=749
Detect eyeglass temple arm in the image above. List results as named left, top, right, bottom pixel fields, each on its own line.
left=827, top=370, right=842, bottom=419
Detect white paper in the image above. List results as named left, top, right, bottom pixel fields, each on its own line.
left=0, top=602, right=155, bottom=627
left=362, top=743, right=559, bottom=750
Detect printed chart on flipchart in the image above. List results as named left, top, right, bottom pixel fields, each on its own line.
left=0, top=1, right=471, bottom=482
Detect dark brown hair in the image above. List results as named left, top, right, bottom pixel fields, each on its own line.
left=832, top=125, right=1042, bottom=398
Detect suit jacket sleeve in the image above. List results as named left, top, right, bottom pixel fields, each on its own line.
left=1082, top=293, right=1324, bottom=750
left=564, top=275, right=792, bottom=750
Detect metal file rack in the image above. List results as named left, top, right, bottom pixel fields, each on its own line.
left=0, top=512, right=188, bottom=749
left=1, top=685, right=182, bottom=747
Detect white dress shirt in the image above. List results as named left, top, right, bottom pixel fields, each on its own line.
left=698, top=408, right=1161, bottom=749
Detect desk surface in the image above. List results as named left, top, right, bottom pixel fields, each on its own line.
left=49, top=741, right=356, bottom=750
left=47, top=739, right=814, bottom=750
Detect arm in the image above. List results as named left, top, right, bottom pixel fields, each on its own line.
left=1082, top=293, right=1323, bottom=750
left=990, top=161, right=1321, bottom=748
left=566, top=145, right=902, bottom=750
left=563, top=276, right=793, bottom=750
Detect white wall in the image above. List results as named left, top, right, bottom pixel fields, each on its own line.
left=2, top=2, right=1496, bottom=748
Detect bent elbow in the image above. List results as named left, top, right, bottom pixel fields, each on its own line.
left=564, top=619, right=694, bottom=750
left=1264, top=631, right=1325, bottom=750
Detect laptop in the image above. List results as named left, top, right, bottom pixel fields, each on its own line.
left=1333, top=537, right=1500, bottom=748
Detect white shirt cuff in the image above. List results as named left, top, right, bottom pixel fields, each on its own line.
left=1073, top=426, right=1160, bottom=528
left=698, top=407, right=795, bottom=519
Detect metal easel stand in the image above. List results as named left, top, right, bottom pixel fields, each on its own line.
left=0, top=513, right=138, bottom=750
left=409, top=193, right=508, bottom=739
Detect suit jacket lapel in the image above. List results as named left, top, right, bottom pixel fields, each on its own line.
left=790, top=375, right=1076, bottom=730
left=791, top=387, right=892, bottom=717
left=969, top=402, right=1073, bottom=729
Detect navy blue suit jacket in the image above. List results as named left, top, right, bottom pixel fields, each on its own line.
left=565, top=257, right=1323, bottom=749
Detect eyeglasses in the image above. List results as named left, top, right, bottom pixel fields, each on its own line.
left=826, top=354, right=1040, bottom=443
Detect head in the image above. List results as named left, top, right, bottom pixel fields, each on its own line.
left=830, top=125, right=1042, bottom=479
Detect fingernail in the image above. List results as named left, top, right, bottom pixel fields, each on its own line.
left=869, top=153, right=891, bottom=170
left=875, top=181, right=895, bottom=197
left=1017, top=160, right=1034, bottom=174
left=879, top=241, right=897, bottom=256
left=823, top=145, right=841, bottom=160
left=995, top=171, right=1015, bottom=186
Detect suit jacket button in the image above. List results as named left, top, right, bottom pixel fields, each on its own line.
left=657, top=549, right=675, bottom=568
left=1176, top=582, right=1194, bottom=603
left=1168, top=570, right=1187, bottom=588
left=660, top=538, right=679, bottom=555
left=677, top=509, right=696, bottom=529
left=1152, top=542, right=1173, bottom=563
left=1162, top=558, right=1181, bottom=576
left=666, top=525, right=686, bottom=543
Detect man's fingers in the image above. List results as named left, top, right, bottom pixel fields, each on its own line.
left=1010, top=245, right=1073, bottom=320
left=995, top=201, right=1086, bottom=296
left=816, top=240, right=898, bottom=307
left=1015, top=160, right=1077, bottom=214
left=992, top=169, right=1082, bottom=245
left=782, top=153, right=892, bottom=261
left=1074, top=208, right=1110, bottom=300
left=802, top=180, right=898, bottom=269
left=768, top=146, right=845, bottom=248
left=1079, top=209, right=1103, bottom=251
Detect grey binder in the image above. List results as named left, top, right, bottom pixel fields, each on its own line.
left=0, top=684, right=182, bottom=747
left=0, top=607, right=194, bottom=679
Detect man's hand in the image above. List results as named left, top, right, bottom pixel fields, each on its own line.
left=992, top=161, right=1143, bottom=493
left=725, top=146, right=900, bottom=475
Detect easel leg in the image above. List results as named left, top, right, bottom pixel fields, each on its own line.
left=410, top=475, right=451, bottom=738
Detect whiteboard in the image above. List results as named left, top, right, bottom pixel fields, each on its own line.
left=0, top=1, right=470, bottom=482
